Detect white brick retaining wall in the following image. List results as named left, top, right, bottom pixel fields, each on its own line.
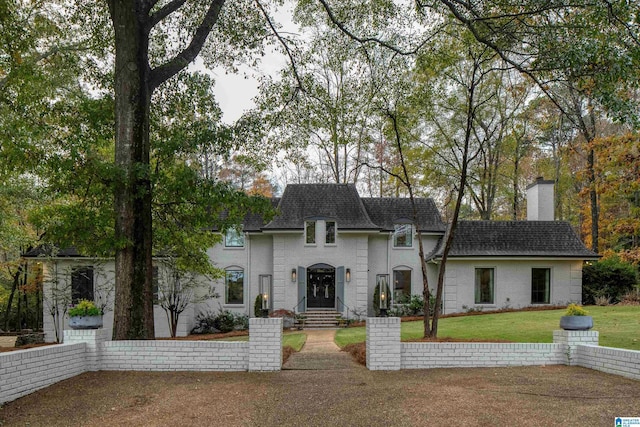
left=101, top=340, right=249, bottom=372
left=576, top=345, right=640, bottom=380
left=0, top=343, right=86, bottom=404
left=366, top=317, right=639, bottom=381
left=0, top=318, right=282, bottom=405
left=402, top=342, right=566, bottom=369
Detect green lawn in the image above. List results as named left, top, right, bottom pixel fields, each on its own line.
left=212, top=332, right=307, bottom=351
left=334, top=306, right=640, bottom=350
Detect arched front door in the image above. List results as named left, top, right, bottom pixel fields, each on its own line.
left=307, top=264, right=335, bottom=309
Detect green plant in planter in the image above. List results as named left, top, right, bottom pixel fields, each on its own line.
left=68, top=299, right=103, bottom=330
left=68, top=299, right=102, bottom=317
left=565, top=303, right=588, bottom=316
left=560, top=303, right=593, bottom=330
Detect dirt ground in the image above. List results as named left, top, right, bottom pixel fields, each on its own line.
left=1, top=365, right=639, bottom=426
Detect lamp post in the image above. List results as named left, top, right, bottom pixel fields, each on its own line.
left=377, top=274, right=389, bottom=317
left=260, top=275, right=270, bottom=318
left=261, top=293, right=269, bottom=318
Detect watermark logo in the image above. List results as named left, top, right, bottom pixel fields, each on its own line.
left=616, top=418, right=640, bottom=427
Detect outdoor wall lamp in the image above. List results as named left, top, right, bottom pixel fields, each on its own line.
left=291, top=268, right=297, bottom=282
left=346, top=268, right=351, bottom=282
left=377, top=274, right=390, bottom=317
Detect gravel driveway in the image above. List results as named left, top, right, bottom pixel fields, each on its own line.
left=1, top=364, right=639, bottom=426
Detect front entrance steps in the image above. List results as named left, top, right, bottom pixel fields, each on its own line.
left=298, top=310, right=342, bottom=329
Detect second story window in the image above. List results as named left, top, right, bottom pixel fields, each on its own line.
left=305, top=220, right=316, bottom=244
left=325, top=221, right=336, bottom=244
left=225, top=226, right=244, bottom=247
left=393, top=224, right=413, bottom=248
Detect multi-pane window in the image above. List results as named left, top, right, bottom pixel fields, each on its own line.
left=305, top=221, right=316, bottom=244
left=531, top=268, right=551, bottom=304
left=225, top=269, right=244, bottom=305
left=71, top=266, right=94, bottom=304
left=225, top=227, right=245, bottom=247
left=393, top=269, right=411, bottom=303
left=474, top=268, right=494, bottom=304
left=325, top=221, right=336, bottom=244
left=393, top=224, right=412, bottom=247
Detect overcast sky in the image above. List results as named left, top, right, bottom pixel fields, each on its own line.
left=210, top=5, right=299, bottom=124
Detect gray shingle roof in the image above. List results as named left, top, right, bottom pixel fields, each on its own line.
left=263, top=184, right=380, bottom=230
left=23, top=245, right=84, bottom=258
left=433, top=221, right=598, bottom=258
left=361, top=198, right=446, bottom=232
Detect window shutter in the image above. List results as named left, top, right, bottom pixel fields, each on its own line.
left=297, top=266, right=306, bottom=312
left=336, top=266, right=345, bottom=312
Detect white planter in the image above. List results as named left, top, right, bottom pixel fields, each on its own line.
left=69, top=315, right=103, bottom=330
left=560, top=315, right=593, bottom=331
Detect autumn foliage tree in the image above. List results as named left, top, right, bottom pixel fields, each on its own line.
left=587, top=133, right=640, bottom=264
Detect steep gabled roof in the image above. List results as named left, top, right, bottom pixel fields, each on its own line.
left=361, top=198, right=446, bottom=233
left=432, top=221, right=599, bottom=258
left=262, top=184, right=380, bottom=230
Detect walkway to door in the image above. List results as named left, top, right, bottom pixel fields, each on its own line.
left=283, top=330, right=361, bottom=370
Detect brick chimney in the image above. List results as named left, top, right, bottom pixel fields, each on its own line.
left=526, top=177, right=555, bottom=221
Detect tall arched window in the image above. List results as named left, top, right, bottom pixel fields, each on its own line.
left=392, top=267, right=412, bottom=304
left=225, top=268, right=244, bottom=305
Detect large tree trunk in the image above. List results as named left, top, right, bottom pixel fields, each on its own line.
left=110, top=2, right=154, bottom=340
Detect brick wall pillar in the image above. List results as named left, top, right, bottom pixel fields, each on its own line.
left=553, top=329, right=599, bottom=366
left=64, top=328, right=111, bottom=371
left=366, top=317, right=401, bottom=371
left=249, top=318, right=282, bottom=372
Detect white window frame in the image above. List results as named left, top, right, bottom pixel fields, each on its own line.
left=225, top=268, right=245, bottom=306
left=305, top=220, right=316, bottom=245
left=392, top=267, right=412, bottom=304
left=474, top=267, right=495, bottom=305
left=393, top=224, right=413, bottom=248
left=325, top=220, right=336, bottom=245
left=531, top=267, right=552, bottom=304
left=224, top=227, right=245, bottom=248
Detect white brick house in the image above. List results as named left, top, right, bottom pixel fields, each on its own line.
left=34, top=180, right=598, bottom=341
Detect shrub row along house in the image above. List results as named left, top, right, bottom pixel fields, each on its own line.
left=31, top=179, right=598, bottom=341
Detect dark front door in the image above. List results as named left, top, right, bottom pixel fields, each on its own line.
left=307, top=265, right=335, bottom=309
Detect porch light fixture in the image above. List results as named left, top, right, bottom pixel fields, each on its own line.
left=291, top=268, right=297, bottom=282
left=346, top=268, right=351, bottom=282
left=377, top=274, right=390, bottom=317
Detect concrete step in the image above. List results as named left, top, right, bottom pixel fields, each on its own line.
left=296, top=311, right=343, bottom=329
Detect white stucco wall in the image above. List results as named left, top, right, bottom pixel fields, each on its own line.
left=441, top=258, right=583, bottom=314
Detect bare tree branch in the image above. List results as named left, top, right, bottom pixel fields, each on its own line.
left=149, top=0, right=225, bottom=91
left=317, top=0, right=430, bottom=56
left=255, top=0, right=304, bottom=90
left=148, top=0, right=187, bottom=29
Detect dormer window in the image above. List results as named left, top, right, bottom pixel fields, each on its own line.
left=325, top=221, right=336, bottom=244
left=305, top=221, right=316, bottom=244
left=225, top=226, right=244, bottom=247
left=393, top=224, right=413, bottom=248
